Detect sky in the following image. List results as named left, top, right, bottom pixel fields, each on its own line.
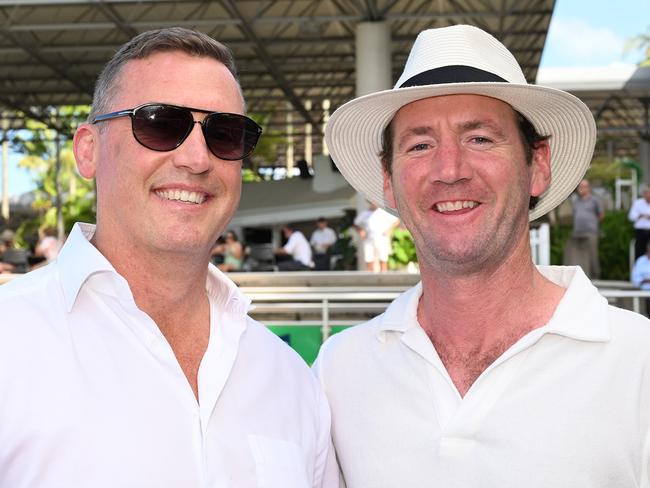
left=2, top=0, right=649, bottom=197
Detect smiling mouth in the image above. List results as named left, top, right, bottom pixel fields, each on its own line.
left=154, top=189, right=207, bottom=204
left=435, top=200, right=479, bottom=213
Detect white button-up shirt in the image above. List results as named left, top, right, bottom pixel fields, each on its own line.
left=0, top=223, right=337, bottom=488
left=284, top=231, right=313, bottom=267
left=310, top=228, right=337, bottom=254
left=316, top=266, right=650, bottom=488
left=629, top=197, right=650, bottom=230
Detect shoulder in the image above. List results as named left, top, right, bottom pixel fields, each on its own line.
left=607, top=305, right=650, bottom=347
left=241, top=317, right=317, bottom=378
left=315, top=315, right=385, bottom=376
left=0, top=265, right=66, bottom=364
left=0, top=265, right=59, bottom=313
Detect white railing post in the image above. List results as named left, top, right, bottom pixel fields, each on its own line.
left=321, top=298, right=331, bottom=342
left=529, top=223, right=550, bottom=266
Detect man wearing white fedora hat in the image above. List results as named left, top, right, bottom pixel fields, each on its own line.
left=315, top=25, right=650, bottom=487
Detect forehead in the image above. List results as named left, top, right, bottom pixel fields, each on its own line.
left=113, top=50, right=244, bottom=113
left=392, top=94, right=517, bottom=128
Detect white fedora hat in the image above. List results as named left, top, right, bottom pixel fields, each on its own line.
left=325, top=24, right=597, bottom=221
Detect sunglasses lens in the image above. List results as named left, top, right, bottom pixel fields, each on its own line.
left=132, top=105, right=193, bottom=151
left=204, top=113, right=261, bottom=160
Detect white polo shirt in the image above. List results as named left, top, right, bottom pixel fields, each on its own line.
left=0, top=223, right=337, bottom=488
left=315, top=266, right=650, bottom=488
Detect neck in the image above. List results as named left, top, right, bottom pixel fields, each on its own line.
left=91, top=232, right=211, bottom=331
left=417, top=240, right=565, bottom=397
left=417, top=235, right=564, bottom=350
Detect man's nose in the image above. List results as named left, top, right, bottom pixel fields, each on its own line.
left=172, top=121, right=213, bottom=173
left=431, top=139, right=473, bottom=184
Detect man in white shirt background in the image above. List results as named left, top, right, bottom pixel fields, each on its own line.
left=628, top=186, right=650, bottom=260
left=275, top=223, right=314, bottom=271
left=0, top=27, right=337, bottom=488
left=310, top=217, right=337, bottom=271
left=316, top=24, right=650, bottom=488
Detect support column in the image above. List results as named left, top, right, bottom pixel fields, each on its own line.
left=640, top=138, right=650, bottom=186
left=355, top=21, right=392, bottom=269
left=355, top=21, right=392, bottom=97
left=304, top=99, right=312, bottom=165
left=321, top=99, right=330, bottom=156
left=286, top=102, right=294, bottom=177
left=1, top=115, right=9, bottom=221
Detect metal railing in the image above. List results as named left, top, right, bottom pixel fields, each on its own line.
left=3, top=273, right=649, bottom=341
left=243, top=283, right=650, bottom=340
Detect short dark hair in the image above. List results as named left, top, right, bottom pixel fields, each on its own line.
left=90, top=27, right=240, bottom=121
left=379, top=106, right=550, bottom=210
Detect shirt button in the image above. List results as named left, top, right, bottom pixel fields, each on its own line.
left=376, top=332, right=387, bottom=343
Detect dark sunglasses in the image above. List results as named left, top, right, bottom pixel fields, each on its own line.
left=92, top=103, right=263, bottom=161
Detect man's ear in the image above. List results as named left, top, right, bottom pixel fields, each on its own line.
left=73, top=123, right=99, bottom=180
left=530, top=140, right=552, bottom=198
left=383, top=169, right=397, bottom=209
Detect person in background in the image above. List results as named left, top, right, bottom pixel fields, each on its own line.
left=310, top=217, right=337, bottom=271
left=628, top=186, right=650, bottom=260
left=0, top=229, right=28, bottom=273
left=563, top=179, right=604, bottom=278
left=274, top=223, right=314, bottom=271
left=32, top=227, right=63, bottom=268
left=215, top=230, right=244, bottom=272
left=364, top=205, right=400, bottom=272
left=353, top=201, right=375, bottom=269
left=0, top=234, right=14, bottom=274
left=0, top=27, right=336, bottom=488
left=631, top=241, right=650, bottom=316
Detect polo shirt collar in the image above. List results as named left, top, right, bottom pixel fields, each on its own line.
left=59, top=222, right=253, bottom=316
left=538, top=265, right=610, bottom=342
left=378, top=265, right=610, bottom=342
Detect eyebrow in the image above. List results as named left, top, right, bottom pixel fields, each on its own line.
left=459, top=119, right=507, bottom=139
left=395, top=126, right=435, bottom=151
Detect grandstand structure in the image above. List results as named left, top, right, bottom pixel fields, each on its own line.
left=1, top=1, right=647, bottom=175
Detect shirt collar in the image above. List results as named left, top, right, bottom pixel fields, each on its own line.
left=58, top=223, right=120, bottom=312
left=206, top=264, right=253, bottom=316
left=59, top=223, right=253, bottom=317
left=537, top=265, right=610, bottom=342
left=378, top=265, right=610, bottom=342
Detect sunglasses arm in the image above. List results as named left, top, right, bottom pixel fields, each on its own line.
left=92, top=109, right=135, bottom=124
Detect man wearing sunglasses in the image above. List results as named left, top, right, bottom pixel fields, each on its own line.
left=0, top=28, right=337, bottom=488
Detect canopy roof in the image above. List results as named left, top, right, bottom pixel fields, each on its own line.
left=1, top=1, right=553, bottom=137
left=1, top=0, right=646, bottom=162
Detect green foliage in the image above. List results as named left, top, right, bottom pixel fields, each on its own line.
left=624, top=29, right=650, bottom=66
left=331, top=210, right=358, bottom=270
left=551, top=210, right=634, bottom=280
left=247, top=112, right=285, bottom=168
left=585, top=156, right=640, bottom=195
left=11, top=106, right=95, bottom=244
left=330, top=232, right=357, bottom=270
left=550, top=225, right=572, bottom=265
left=599, top=210, right=634, bottom=280
left=241, top=168, right=262, bottom=182
left=389, top=228, right=417, bottom=270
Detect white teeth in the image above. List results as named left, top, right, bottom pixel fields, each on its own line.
left=435, top=200, right=478, bottom=212
left=155, top=190, right=206, bottom=204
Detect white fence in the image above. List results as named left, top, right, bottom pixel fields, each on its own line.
left=530, top=223, right=550, bottom=266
